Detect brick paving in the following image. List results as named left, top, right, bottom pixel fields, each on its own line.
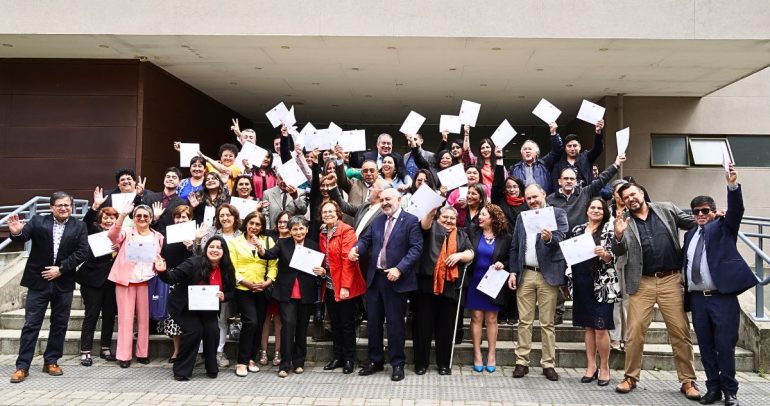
left=0, top=355, right=767, bottom=405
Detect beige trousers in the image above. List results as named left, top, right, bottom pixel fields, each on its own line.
left=515, top=269, right=559, bottom=368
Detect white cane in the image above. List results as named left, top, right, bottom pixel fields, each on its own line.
left=449, top=263, right=469, bottom=367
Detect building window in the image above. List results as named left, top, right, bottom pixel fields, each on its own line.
left=651, top=135, right=770, bottom=168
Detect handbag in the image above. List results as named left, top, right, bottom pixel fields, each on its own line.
left=148, top=275, right=170, bottom=320
left=593, top=262, right=622, bottom=304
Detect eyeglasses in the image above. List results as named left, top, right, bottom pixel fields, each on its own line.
left=134, top=214, right=151, bottom=219
left=277, top=220, right=288, bottom=225
left=53, top=204, right=71, bottom=208
left=693, top=208, right=712, bottom=216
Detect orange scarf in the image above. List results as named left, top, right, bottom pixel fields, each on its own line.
left=433, top=228, right=459, bottom=295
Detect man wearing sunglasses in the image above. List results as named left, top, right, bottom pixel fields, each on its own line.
left=683, top=164, right=759, bottom=406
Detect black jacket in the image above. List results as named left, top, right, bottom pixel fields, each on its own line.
left=75, top=209, right=115, bottom=288
left=259, top=237, right=322, bottom=304
left=466, top=224, right=512, bottom=305
left=157, top=256, right=236, bottom=316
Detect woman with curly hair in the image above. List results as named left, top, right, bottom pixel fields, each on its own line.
left=191, top=172, right=230, bottom=225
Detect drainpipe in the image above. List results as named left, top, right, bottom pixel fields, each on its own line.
left=617, top=93, right=624, bottom=179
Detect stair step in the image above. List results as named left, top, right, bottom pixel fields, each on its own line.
left=0, top=329, right=752, bottom=371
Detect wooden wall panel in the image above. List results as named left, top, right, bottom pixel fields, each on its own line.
left=8, top=60, right=138, bottom=95
left=1, top=127, right=136, bottom=158
left=9, top=95, right=138, bottom=127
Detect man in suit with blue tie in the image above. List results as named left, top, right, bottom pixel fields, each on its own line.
left=683, top=164, right=759, bottom=406
left=349, top=188, right=423, bottom=381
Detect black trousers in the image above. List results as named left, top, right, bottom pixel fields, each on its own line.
left=691, top=292, right=740, bottom=395
left=79, top=282, right=117, bottom=351
left=411, top=292, right=458, bottom=369
left=499, top=289, right=519, bottom=321
left=16, top=285, right=73, bottom=370
left=279, top=299, right=312, bottom=372
left=172, top=309, right=219, bottom=378
left=324, top=288, right=357, bottom=362
left=235, top=289, right=267, bottom=364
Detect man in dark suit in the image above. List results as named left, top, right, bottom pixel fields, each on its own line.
left=349, top=133, right=404, bottom=170
left=8, top=191, right=90, bottom=383
left=507, top=184, right=568, bottom=381
left=683, top=165, right=759, bottom=406
left=142, top=167, right=188, bottom=234
left=349, top=188, right=423, bottom=381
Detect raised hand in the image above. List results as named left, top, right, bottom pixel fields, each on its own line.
left=614, top=153, right=627, bottom=166
left=120, top=201, right=135, bottom=216
left=494, top=146, right=503, bottom=159
left=135, top=176, right=147, bottom=195
left=334, top=144, right=345, bottom=159
left=188, top=193, right=200, bottom=208
left=173, top=141, right=181, bottom=152
left=151, top=201, right=164, bottom=221
left=463, top=124, right=470, bottom=137
left=614, top=215, right=629, bottom=239
left=726, top=163, right=738, bottom=185
left=230, top=118, right=240, bottom=134
left=441, top=131, right=449, bottom=142
left=92, top=186, right=107, bottom=209
left=549, top=122, right=558, bottom=135
left=154, top=256, right=167, bottom=272
left=595, top=119, right=605, bottom=134
left=7, top=214, right=24, bottom=235
left=195, top=223, right=207, bottom=241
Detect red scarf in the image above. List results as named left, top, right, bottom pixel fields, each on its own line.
left=506, top=195, right=526, bottom=207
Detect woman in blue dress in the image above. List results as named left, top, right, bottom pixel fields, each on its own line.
left=567, top=197, right=617, bottom=387
left=465, top=204, right=511, bottom=373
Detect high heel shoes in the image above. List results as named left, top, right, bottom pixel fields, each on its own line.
left=580, top=369, right=598, bottom=383
left=472, top=364, right=484, bottom=373
left=597, top=369, right=611, bottom=386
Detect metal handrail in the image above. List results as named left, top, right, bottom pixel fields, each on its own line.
left=738, top=215, right=770, bottom=320
left=0, top=196, right=90, bottom=252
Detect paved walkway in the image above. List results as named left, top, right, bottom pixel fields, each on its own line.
left=0, top=355, right=767, bottom=405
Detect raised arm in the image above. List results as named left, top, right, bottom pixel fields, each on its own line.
left=585, top=120, right=605, bottom=164
left=541, top=123, right=564, bottom=170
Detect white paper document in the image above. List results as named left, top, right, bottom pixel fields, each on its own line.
left=476, top=266, right=509, bottom=299
left=110, top=192, right=136, bottom=210
left=458, top=186, right=468, bottom=201
left=532, top=98, right=562, bottom=124
left=491, top=119, right=517, bottom=149
left=439, top=115, right=462, bottom=134
left=289, top=245, right=325, bottom=275
left=229, top=197, right=260, bottom=219
left=576, top=99, right=606, bottom=125
left=265, top=102, right=291, bottom=128
left=327, top=122, right=343, bottom=138
left=285, top=106, right=297, bottom=127
left=125, top=240, right=156, bottom=264
left=188, top=285, right=220, bottom=311
left=179, top=143, right=200, bottom=168
left=338, top=130, right=367, bottom=152
left=520, top=206, right=558, bottom=235
left=437, top=164, right=468, bottom=191
left=306, top=129, right=338, bottom=151
left=722, top=144, right=732, bottom=174
left=559, top=232, right=598, bottom=267
left=616, top=127, right=630, bottom=155
left=277, top=159, right=307, bottom=188
left=399, top=111, right=426, bottom=135
left=203, top=206, right=216, bottom=226
left=165, top=220, right=197, bottom=244
left=88, top=231, right=113, bottom=257
left=459, top=100, right=481, bottom=127
left=236, top=142, right=269, bottom=169
left=404, top=184, right=446, bottom=221
left=271, top=153, right=282, bottom=169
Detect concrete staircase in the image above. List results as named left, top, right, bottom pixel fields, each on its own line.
left=0, top=290, right=756, bottom=371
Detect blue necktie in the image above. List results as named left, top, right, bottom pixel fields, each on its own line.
left=691, top=229, right=705, bottom=285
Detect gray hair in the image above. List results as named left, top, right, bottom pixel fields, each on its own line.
left=376, top=133, right=393, bottom=144
left=610, top=179, right=628, bottom=191
left=438, top=206, right=458, bottom=217
left=132, top=204, right=154, bottom=219
left=520, top=139, right=541, bottom=157
left=287, top=215, right=309, bottom=229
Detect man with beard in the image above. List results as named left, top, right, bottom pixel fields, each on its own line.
left=612, top=182, right=700, bottom=400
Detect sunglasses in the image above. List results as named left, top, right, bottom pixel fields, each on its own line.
left=692, top=208, right=712, bottom=216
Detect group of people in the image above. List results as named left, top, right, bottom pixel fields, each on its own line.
left=6, top=115, right=757, bottom=406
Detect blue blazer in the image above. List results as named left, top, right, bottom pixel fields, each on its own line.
left=508, top=206, right=569, bottom=287
left=683, top=185, right=759, bottom=310
left=356, top=210, right=423, bottom=293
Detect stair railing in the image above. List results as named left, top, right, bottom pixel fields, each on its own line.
left=738, top=215, right=770, bottom=320
left=0, top=196, right=90, bottom=253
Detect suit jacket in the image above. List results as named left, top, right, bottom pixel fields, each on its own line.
left=612, top=202, right=696, bottom=295
left=263, top=186, right=307, bottom=229
left=682, top=185, right=759, bottom=310
left=259, top=237, right=321, bottom=304
left=356, top=210, right=423, bottom=293
left=157, top=256, right=236, bottom=315
left=509, top=206, right=569, bottom=287
left=11, top=215, right=89, bottom=292
left=142, top=190, right=189, bottom=234
left=335, top=163, right=371, bottom=206
left=350, top=150, right=404, bottom=170
left=329, top=187, right=381, bottom=231
left=467, top=224, right=512, bottom=304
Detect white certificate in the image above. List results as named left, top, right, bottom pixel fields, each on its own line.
left=285, top=105, right=297, bottom=127
left=203, top=206, right=216, bottom=226
left=271, top=153, right=283, bottom=169
left=306, top=129, right=338, bottom=151
left=265, top=102, right=290, bottom=128
left=437, top=164, right=468, bottom=191
left=476, top=266, right=509, bottom=299
left=188, top=285, right=219, bottom=311
left=125, top=240, right=156, bottom=264
left=459, top=100, right=481, bottom=127
left=277, top=159, right=307, bottom=188
left=532, top=98, right=562, bottom=124
left=403, top=184, right=446, bottom=221
left=289, top=245, right=325, bottom=275
left=236, top=142, right=269, bottom=170
left=229, top=197, right=259, bottom=219
left=338, top=130, right=367, bottom=152
left=616, top=127, right=630, bottom=155
left=165, top=220, right=196, bottom=244
left=722, top=144, right=732, bottom=174
left=179, top=143, right=200, bottom=167
left=327, top=122, right=343, bottom=138
left=490, top=119, right=517, bottom=149
left=576, top=99, right=606, bottom=125
left=110, top=192, right=136, bottom=210
left=520, top=206, right=558, bottom=235
left=458, top=186, right=468, bottom=201
left=88, top=231, right=113, bottom=257
left=399, top=111, right=426, bottom=135
left=559, top=232, right=598, bottom=267
left=439, top=114, right=462, bottom=134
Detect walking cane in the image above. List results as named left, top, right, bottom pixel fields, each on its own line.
left=449, top=263, right=469, bottom=367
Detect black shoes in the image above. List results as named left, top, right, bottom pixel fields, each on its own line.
left=512, top=365, right=529, bottom=378
left=342, top=360, right=354, bottom=374
left=699, top=390, right=722, bottom=404
left=80, top=352, right=92, bottom=367
left=543, top=367, right=559, bottom=381
left=136, top=357, right=150, bottom=365
left=206, top=372, right=218, bottom=379
left=415, top=367, right=427, bottom=375
left=724, top=393, right=739, bottom=406
left=581, top=369, right=598, bottom=383
left=100, top=348, right=116, bottom=361
left=391, top=365, right=404, bottom=381
left=118, top=360, right=131, bottom=368
left=174, top=375, right=189, bottom=381
left=324, top=359, right=342, bottom=370
left=438, top=366, right=451, bottom=376
left=358, top=362, right=384, bottom=376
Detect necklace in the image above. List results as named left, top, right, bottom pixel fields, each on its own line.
left=483, top=233, right=495, bottom=244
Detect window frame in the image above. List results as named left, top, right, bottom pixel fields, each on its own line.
left=650, top=134, right=689, bottom=168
